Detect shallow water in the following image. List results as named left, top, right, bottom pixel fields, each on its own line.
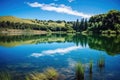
left=0, top=33, right=120, bottom=80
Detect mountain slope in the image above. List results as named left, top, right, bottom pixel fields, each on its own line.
left=0, top=16, right=35, bottom=24
left=0, top=16, right=73, bottom=32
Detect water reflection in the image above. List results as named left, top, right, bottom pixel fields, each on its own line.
left=31, top=46, right=82, bottom=57
left=0, top=33, right=120, bottom=80
left=0, top=33, right=120, bottom=55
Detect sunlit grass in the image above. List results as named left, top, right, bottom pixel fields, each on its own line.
left=44, top=67, right=58, bottom=80
left=0, top=71, right=11, bottom=80
left=26, top=72, right=47, bottom=80
left=26, top=67, right=58, bottom=80
left=75, top=62, right=84, bottom=80
left=0, top=16, right=34, bottom=24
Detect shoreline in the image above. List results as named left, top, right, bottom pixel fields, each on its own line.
left=0, top=29, right=47, bottom=35
left=0, top=29, right=119, bottom=36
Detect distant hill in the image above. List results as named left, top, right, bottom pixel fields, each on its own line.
left=0, top=16, right=73, bottom=32
left=0, top=16, right=35, bottom=24
left=0, top=16, right=70, bottom=27
left=0, top=9, right=120, bottom=34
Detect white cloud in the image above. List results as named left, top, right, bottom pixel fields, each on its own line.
left=31, top=46, right=82, bottom=57
left=68, top=0, right=74, bottom=3
left=27, top=2, right=92, bottom=18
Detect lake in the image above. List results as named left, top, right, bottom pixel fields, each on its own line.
left=0, top=33, right=120, bottom=80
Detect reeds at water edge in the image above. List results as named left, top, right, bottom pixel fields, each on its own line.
left=89, top=60, right=93, bottom=74
left=75, top=62, right=84, bottom=80
left=98, top=56, right=105, bottom=68
left=25, top=67, right=59, bottom=80
left=0, top=71, right=11, bottom=80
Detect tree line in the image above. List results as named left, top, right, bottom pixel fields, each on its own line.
left=73, top=10, right=120, bottom=34
left=0, top=10, right=120, bottom=33
left=89, top=10, right=120, bottom=33
left=0, top=21, right=73, bottom=32
left=72, top=18, right=88, bottom=32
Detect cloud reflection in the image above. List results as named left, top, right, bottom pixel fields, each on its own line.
left=67, top=58, right=76, bottom=68
left=31, top=46, right=82, bottom=57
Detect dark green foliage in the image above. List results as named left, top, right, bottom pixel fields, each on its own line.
left=72, top=19, right=80, bottom=31
left=79, top=18, right=85, bottom=31
left=84, top=19, right=88, bottom=30
left=48, top=20, right=54, bottom=22
left=76, top=19, right=80, bottom=32
left=89, top=60, right=93, bottom=74
left=56, top=20, right=62, bottom=23
left=72, top=18, right=88, bottom=32
left=0, top=21, right=72, bottom=32
left=88, top=10, right=120, bottom=33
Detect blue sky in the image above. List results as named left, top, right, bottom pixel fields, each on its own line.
left=0, top=0, right=120, bottom=21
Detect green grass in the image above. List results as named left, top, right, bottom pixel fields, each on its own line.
left=98, top=56, right=105, bottom=68
left=48, top=22, right=65, bottom=27
left=26, top=72, right=47, bottom=80
left=89, top=60, right=93, bottom=74
left=44, top=67, right=58, bottom=80
left=0, top=16, right=67, bottom=27
left=26, top=67, right=58, bottom=80
left=0, top=71, right=11, bottom=80
left=75, top=62, right=84, bottom=80
left=0, top=16, right=35, bottom=24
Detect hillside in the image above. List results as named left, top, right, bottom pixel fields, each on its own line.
left=1, top=10, right=120, bottom=34
left=0, top=16, right=70, bottom=27
left=0, top=16, right=35, bottom=24
left=0, top=16, right=73, bottom=32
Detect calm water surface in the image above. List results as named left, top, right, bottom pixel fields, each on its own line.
left=0, top=33, right=120, bottom=80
